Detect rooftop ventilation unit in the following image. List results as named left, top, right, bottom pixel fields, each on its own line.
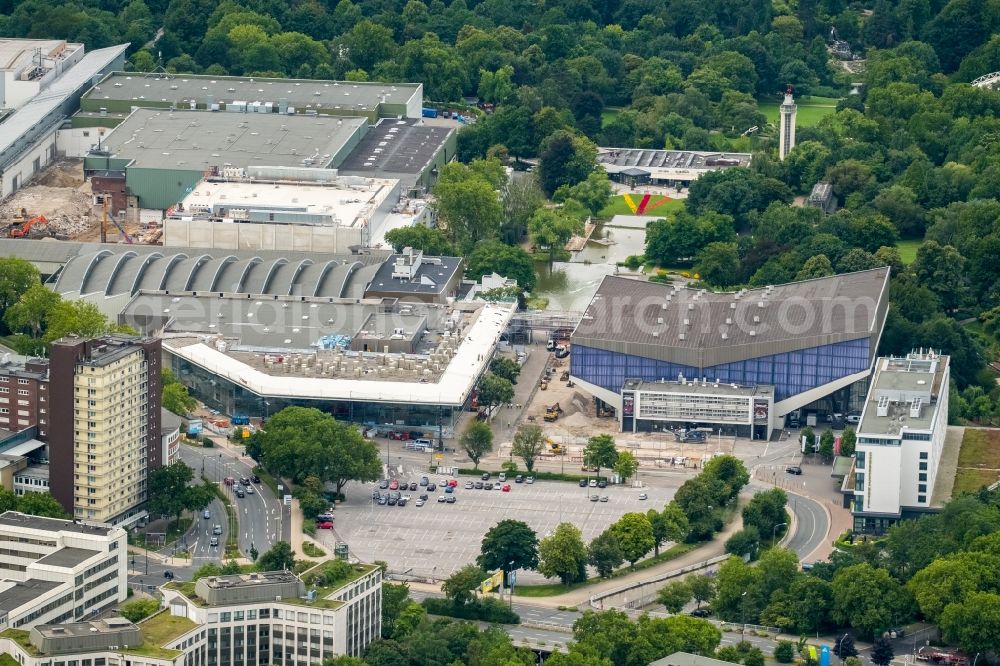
left=910, top=397, right=923, bottom=418
left=876, top=394, right=890, bottom=417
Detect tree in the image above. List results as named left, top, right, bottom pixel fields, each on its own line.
left=912, top=240, right=969, bottom=312
left=529, top=208, right=584, bottom=262
left=614, top=451, right=638, bottom=484
left=501, top=174, right=545, bottom=242
left=163, top=382, right=197, bottom=416
left=695, top=242, right=741, bottom=288
left=649, top=502, right=690, bottom=556
left=249, top=407, right=380, bottom=495
left=381, top=582, right=410, bottom=638
left=146, top=461, right=212, bottom=529
left=774, top=641, right=795, bottom=663
left=588, top=530, right=624, bottom=578
left=714, top=556, right=764, bottom=623
left=819, top=430, right=835, bottom=461
left=433, top=162, right=503, bottom=251
left=553, top=170, right=613, bottom=216
left=465, top=241, right=537, bottom=292
left=583, top=434, right=618, bottom=479
left=477, top=373, right=514, bottom=416
left=831, top=563, right=914, bottom=638
left=725, top=527, right=761, bottom=559
left=795, top=254, right=834, bottom=280
left=0, top=257, right=40, bottom=319
left=939, top=591, right=1000, bottom=656
left=120, top=597, right=160, bottom=622
left=442, top=564, right=487, bottom=605
left=702, top=455, right=750, bottom=503
left=460, top=421, right=493, bottom=469
left=610, top=512, right=656, bottom=566
left=256, top=541, right=295, bottom=572
left=321, top=656, right=367, bottom=666
left=489, top=357, right=521, bottom=384
left=658, top=579, right=692, bottom=613
left=4, top=283, right=59, bottom=338
left=871, top=637, right=894, bottom=666
left=689, top=575, right=716, bottom=609
left=841, top=428, right=857, bottom=457
left=907, top=552, right=1000, bottom=622
left=801, top=426, right=815, bottom=451
left=511, top=424, right=545, bottom=472
left=383, top=226, right=457, bottom=256
left=538, top=523, right=588, bottom=584
left=43, top=300, right=115, bottom=343
left=741, top=488, right=788, bottom=543
left=537, top=130, right=598, bottom=197
left=477, top=519, right=539, bottom=579
left=833, top=634, right=857, bottom=659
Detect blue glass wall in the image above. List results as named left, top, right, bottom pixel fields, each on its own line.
left=571, top=338, right=870, bottom=401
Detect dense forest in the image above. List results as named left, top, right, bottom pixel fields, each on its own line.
left=3, top=0, right=1000, bottom=414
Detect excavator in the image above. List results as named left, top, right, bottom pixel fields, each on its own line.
left=8, top=215, right=49, bottom=238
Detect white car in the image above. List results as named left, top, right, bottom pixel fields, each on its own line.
left=638, top=493, right=648, bottom=500
left=498, top=473, right=507, bottom=482
left=526, top=476, right=534, bottom=484
left=846, top=414, right=861, bottom=424
left=245, top=485, right=254, bottom=494
left=415, top=499, right=425, bottom=507
left=589, top=479, right=598, bottom=487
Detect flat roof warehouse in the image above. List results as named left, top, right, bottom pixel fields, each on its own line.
left=96, top=108, right=367, bottom=170
left=84, top=72, right=422, bottom=117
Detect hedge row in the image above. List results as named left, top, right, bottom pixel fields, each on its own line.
left=421, top=597, right=520, bottom=624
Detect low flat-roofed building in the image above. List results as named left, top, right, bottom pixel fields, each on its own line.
left=338, top=118, right=457, bottom=194
left=350, top=311, right=427, bottom=354
left=597, top=148, right=752, bottom=186
left=84, top=109, right=369, bottom=209
left=164, top=167, right=425, bottom=253
left=195, top=570, right=304, bottom=605
left=363, top=247, right=464, bottom=303
left=120, top=290, right=514, bottom=433
left=30, top=617, right=141, bottom=655
left=621, top=378, right=775, bottom=437
left=850, top=350, right=951, bottom=533
left=807, top=181, right=837, bottom=214
left=80, top=72, right=423, bottom=121
left=0, top=511, right=127, bottom=631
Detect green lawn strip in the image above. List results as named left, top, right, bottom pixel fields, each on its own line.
left=601, top=107, right=621, bottom=127
left=204, top=475, right=240, bottom=558
left=894, top=239, right=922, bottom=265
left=0, top=629, right=40, bottom=656
left=127, top=611, right=195, bottom=658
left=953, top=429, right=1000, bottom=495
left=598, top=195, right=684, bottom=219
left=513, top=541, right=698, bottom=597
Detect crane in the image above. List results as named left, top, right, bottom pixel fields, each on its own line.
left=9, top=215, right=48, bottom=238
left=101, top=199, right=133, bottom=244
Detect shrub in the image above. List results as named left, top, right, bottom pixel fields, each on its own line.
left=302, top=541, right=324, bottom=557
left=421, top=596, right=520, bottom=624
left=119, top=598, right=160, bottom=622
left=624, top=255, right=644, bottom=270
left=202, top=438, right=214, bottom=448
left=774, top=642, right=794, bottom=664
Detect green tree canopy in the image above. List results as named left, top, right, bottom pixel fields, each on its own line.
left=538, top=522, right=588, bottom=584
left=477, top=519, right=539, bottom=577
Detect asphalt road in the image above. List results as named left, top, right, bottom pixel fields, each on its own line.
left=177, top=442, right=288, bottom=561
left=785, top=492, right=829, bottom=561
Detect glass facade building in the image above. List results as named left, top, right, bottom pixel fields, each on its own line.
left=572, top=337, right=871, bottom=402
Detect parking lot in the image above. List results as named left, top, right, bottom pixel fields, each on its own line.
left=321, top=473, right=681, bottom=582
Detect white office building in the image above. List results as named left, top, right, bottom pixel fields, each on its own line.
left=0, top=511, right=127, bottom=630
left=849, top=351, right=950, bottom=533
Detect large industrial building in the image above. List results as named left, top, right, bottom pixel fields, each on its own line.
left=570, top=268, right=891, bottom=438
left=0, top=41, right=127, bottom=197
left=847, top=351, right=951, bottom=533
left=0, top=511, right=128, bottom=631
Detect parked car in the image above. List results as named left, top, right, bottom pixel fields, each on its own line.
left=589, top=479, right=598, bottom=487
left=163, top=570, right=175, bottom=580
left=786, top=466, right=803, bottom=475
left=409, top=431, right=425, bottom=440
left=526, top=476, right=534, bottom=484
left=377, top=496, right=387, bottom=505
left=638, top=493, right=648, bottom=500
left=397, top=498, right=407, bottom=507
left=846, top=413, right=861, bottom=424
left=437, top=496, right=447, bottom=503
left=420, top=476, right=429, bottom=486
left=597, top=479, right=607, bottom=488
left=387, top=496, right=397, bottom=506
left=446, top=496, right=456, bottom=504
left=590, top=495, right=599, bottom=502
left=600, top=495, right=609, bottom=502
left=579, top=479, right=588, bottom=487
left=498, top=473, right=507, bottom=482
left=418, top=494, right=428, bottom=501
left=389, top=480, right=399, bottom=490
left=515, top=475, right=524, bottom=483
left=317, top=521, right=334, bottom=528
left=481, top=472, right=491, bottom=481
left=465, top=481, right=474, bottom=489
left=689, top=608, right=711, bottom=618
left=485, top=482, right=494, bottom=490
left=379, top=479, right=390, bottom=489
left=475, top=481, right=484, bottom=489
left=408, top=482, right=418, bottom=491
left=415, top=499, right=425, bottom=507
left=445, top=485, right=454, bottom=493
left=502, top=484, right=511, bottom=492
left=427, top=483, right=437, bottom=492
left=316, top=513, right=334, bottom=522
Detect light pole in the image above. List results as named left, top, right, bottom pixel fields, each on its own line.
left=772, top=522, right=788, bottom=544
left=740, top=591, right=747, bottom=640
left=507, top=560, right=516, bottom=610
left=836, top=634, right=849, bottom=661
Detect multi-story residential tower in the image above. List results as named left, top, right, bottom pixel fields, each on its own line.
left=48, top=335, right=161, bottom=527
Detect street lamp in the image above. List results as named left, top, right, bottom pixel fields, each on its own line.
left=507, top=560, right=516, bottom=610
left=772, top=522, right=788, bottom=544
left=836, top=634, right=849, bottom=661
left=740, top=591, right=747, bottom=640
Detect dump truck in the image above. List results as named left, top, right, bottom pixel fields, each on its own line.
left=544, top=403, right=563, bottom=422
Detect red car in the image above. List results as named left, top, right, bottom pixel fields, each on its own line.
left=447, top=479, right=458, bottom=488
left=502, top=484, right=511, bottom=492
left=388, top=431, right=409, bottom=441
left=317, top=521, right=334, bottom=529
left=389, top=480, right=399, bottom=490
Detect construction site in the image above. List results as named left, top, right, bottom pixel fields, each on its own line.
left=0, top=159, right=156, bottom=243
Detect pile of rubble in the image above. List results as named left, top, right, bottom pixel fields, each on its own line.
left=0, top=185, right=95, bottom=237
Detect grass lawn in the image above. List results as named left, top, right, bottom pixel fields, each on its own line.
left=895, top=239, right=922, bottom=265
left=953, top=429, right=1000, bottom=495
left=128, top=612, right=195, bottom=658
left=759, top=95, right=839, bottom=127
left=601, top=107, right=621, bottom=127
left=599, top=194, right=685, bottom=219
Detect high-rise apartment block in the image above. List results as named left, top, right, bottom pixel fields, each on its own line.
left=48, top=335, right=162, bottom=527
